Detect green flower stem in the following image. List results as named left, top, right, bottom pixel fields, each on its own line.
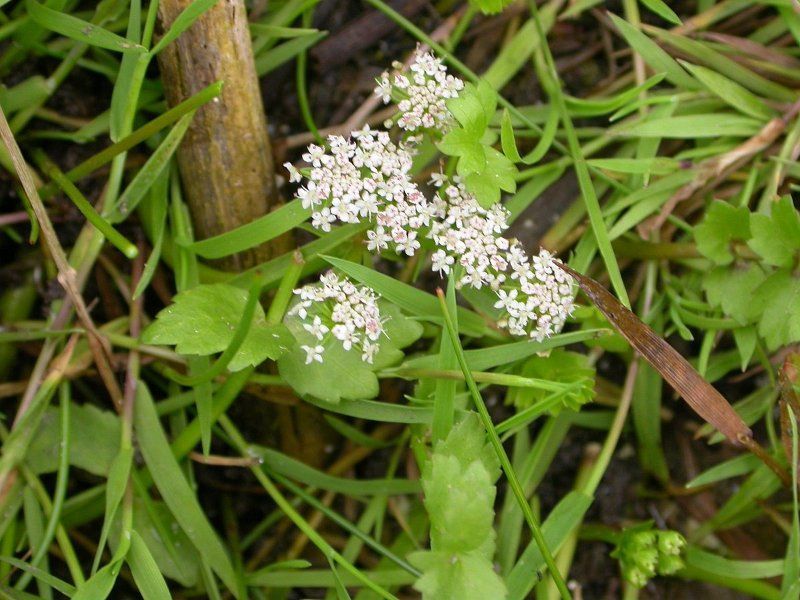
left=266, top=251, right=305, bottom=325
left=582, top=360, right=638, bottom=497
left=388, top=367, right=571, bottom=392
left=218, top=415, right=400, bottom=600
left=436, top=289, right=572, bottom=600
left=296, top=6, right=322, bottom=144
left=32, top=149, right=138, bottom=258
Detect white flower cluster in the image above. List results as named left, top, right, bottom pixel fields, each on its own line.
left=284, top=50, right=574, bottom=349
left=290, top=272, right=385, bottom=364
left=427, top=178, right=574, bottom=340
left=375, top=48, right=464, bottom=132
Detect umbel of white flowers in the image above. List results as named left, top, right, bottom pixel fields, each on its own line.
left=290, top=272, right=385, bottom=365
left=286, top=49, right=574, bottom=364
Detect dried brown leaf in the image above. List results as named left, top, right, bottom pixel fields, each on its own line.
left=556, top=262, right=752, bottom=445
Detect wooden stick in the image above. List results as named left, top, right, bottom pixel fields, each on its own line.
left=157, top=0, right=288, bottom=269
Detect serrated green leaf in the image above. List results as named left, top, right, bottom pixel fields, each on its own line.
left=142, top=283, right=292, bottom=371
left=732, top=326, right=757, bottom=372
left=439, top=128, right=486, bottom=172
left=752, top=269, right=800, bottom=351
left=694, top=200, right=751, bottom=265
left=513, top=350, right=595, bottom=412
left=278, top=301, right=422, bottom=402
left=748, top=196, right=800, bottom=268
left=409, top=550, right=507, bottom=600
left=703, top=265, right=766, bottom=325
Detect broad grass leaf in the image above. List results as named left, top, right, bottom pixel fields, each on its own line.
left=588, top=157, right=680, bottom=176
left=680, top=61, right=775, bottom=120
left=278, top=301, right=422, bottom=402
left=142, top=283, right=292, bottom=371
left=0, top=557, right=75, bottom=596
left=685, top=453, right=760, bottom=488
left=133, top=381, right=239, bottom=596
left=121, top=499, right=199, bottom=587
left=150, top=0, right=219, bottom=55
left=255, top=447, right=420, bottom=495
left=640, top=0, right=681, bottom=25
left=564, top=74, right=665, bottom=117
left=618, top=114, right=762, bottom=139
left=400, top=330, right=607, bottom=372
left=255, top=32, right=327, bottom=75
left=684, top=546, right=785, bottom=579
left=506, top=491, right=593, bottom=599
left=26, top=404, right=120, bottom=476
left=127, top=530, right=172, bottom=600
left=302, top=395, right=433, bottom=423
left=111, top=112, right=194, bottom=222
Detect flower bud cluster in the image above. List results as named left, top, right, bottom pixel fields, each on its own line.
left=375, top=48, right=464, bottom=132
left=613, top=527, right=686, bottom=588
left=290, top=272, right=385, bottom=365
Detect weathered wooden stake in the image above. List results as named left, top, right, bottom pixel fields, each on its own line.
left=157, top=0, right=285, bottom=269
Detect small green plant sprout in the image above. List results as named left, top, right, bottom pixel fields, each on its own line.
left=611, top=524, right=686, bottom=588
left=408, top=414, right=507, bottom=599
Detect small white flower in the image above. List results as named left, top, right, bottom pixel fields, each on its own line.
left=303, top=316, right=329, bottom=341
left=301, top=344, right=324, bottom=364
left=284, top=162, right=302, bottom=183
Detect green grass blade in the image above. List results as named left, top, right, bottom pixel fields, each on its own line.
left=127, top=529, right=172, bottom=600
left=680, top=61, right=775, bottom=120
left=505, top=491, right=593, bottom=600
left=110, top=112, right=194, bottom=222
left=188, top=199, right=310, bottom=259
left=608, top=13, right=698, bottom=90
left=133, top=380, right=239, bottom=597
left=25, top=0, right=146, bottom=53
left=255, top=31, right=327, bottom=75
left=149, top=0, right=219, bottom=55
